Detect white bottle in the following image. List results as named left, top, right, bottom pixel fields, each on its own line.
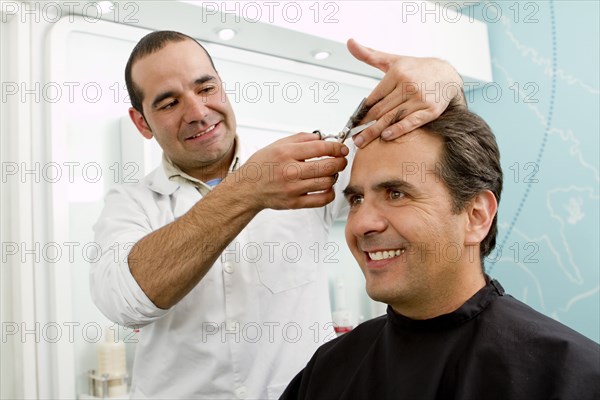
left=96, top=326, right=128, bottom=397
left=332, top=279, right=353, bottom=336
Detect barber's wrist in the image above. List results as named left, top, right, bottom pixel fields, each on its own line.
left=220, top=167, right=266, bottom=213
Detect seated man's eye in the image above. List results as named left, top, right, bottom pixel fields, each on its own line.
left=348, top=195, right=364, bottom=207
left=389, top=190, right=404, bottom=200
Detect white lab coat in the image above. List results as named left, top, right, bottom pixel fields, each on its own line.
left=91, top=138, right=352, bottom=399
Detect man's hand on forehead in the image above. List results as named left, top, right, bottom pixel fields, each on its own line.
left=346, top=39, right=465, bottom=148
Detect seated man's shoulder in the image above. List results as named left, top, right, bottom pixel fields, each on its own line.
left=491, top=290, right=599, bottom=361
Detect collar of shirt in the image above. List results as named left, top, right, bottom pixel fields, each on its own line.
left=162, top=136, right=241, bottom=196
left=386, top=278, right=502, bottom=333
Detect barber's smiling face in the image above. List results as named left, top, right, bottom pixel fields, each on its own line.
left=130, top=39, right=237, bottom=178
left=344, top=131, right=470, bottom=317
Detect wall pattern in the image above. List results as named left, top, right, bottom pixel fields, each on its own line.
left=469, top=0, right=599, bottom=341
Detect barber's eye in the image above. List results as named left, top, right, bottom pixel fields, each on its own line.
left=199, top=86, right=216, bottom=95
left=161, top=100, right=177, bottom=110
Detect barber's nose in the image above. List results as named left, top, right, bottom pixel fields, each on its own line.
left=348, top=200, right=388, bottom=238
left=183, top=97, right=209, bottom=124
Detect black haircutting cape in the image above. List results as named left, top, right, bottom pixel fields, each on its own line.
left=280, top=279, right=600, bottom=400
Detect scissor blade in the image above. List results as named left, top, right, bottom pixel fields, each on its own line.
left=342, top=98, right=369, bottom=133
left=349, top=98, right=370, bottom=129
left=344, top=120, right=377, bottom=142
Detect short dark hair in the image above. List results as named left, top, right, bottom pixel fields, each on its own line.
left=124, top=31, right=217, bottom=116
left=422, top=106, right=503, bottom=260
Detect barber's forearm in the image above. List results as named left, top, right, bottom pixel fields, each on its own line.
left=128, top=174, right=260, bottom=309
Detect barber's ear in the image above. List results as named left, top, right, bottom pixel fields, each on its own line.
left=464, top=190, right=497, bottom=245
left=129, top=107, right=153, bottom=140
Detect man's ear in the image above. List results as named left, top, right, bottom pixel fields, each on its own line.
left=464, top=190, right=497, bottom=245
left=128, top=107, right=153, bottom=140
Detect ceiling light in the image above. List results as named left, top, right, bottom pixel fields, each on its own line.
left=312, top=51, right=331, bottom=61
left=96, top=1, right=114, bottom=14
left=217, top=28, right=237, bottom=41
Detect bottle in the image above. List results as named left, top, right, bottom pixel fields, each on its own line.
left=332, top=279, right=353, bottom=336
left=96, top=326, right=127, bottom=397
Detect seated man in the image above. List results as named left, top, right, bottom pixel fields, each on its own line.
left=280, top=107, right=600, bottom=400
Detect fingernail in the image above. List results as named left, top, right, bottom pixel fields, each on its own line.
left=341, top=145, right=349, bottom=156
left=382, top=130, right=392, bottom=140
left=354, top=136, right=364, bottom=148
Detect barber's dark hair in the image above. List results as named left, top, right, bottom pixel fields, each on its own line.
left=421, top=106, right=503, bottom=260
left=124, top=31, right=217, bottom=116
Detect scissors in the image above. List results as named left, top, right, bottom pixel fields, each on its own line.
left=313, top=98, right=376, bottom=143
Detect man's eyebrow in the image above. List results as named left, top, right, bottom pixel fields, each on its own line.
left=151, top=91, right=176, bottom=109
left=343, top=185, right=362, bottom=198
left=344, top=179, right=417, bottom=197
left=194, top=75, right=217, bottom=86
left=374, top=179, right=417, bottom=193
left=151, top=75, right=217, bottom=109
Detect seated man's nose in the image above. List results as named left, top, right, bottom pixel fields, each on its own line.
left=353, top=209, right=387, bottom=236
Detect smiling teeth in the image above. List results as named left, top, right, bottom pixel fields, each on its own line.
left=190, top=124, right=215, bottom=139
left=369, top=249, right=405, bottom=261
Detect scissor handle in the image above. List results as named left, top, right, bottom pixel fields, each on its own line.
left=313, top=130, right=343, bottom=141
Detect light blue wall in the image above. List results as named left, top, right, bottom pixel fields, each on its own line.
left=469, top=0, right=599, bottom=342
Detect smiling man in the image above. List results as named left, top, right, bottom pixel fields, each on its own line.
left=280, top=107, right=600, bottom=400
left=127, top=38, right=238, bottom=183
